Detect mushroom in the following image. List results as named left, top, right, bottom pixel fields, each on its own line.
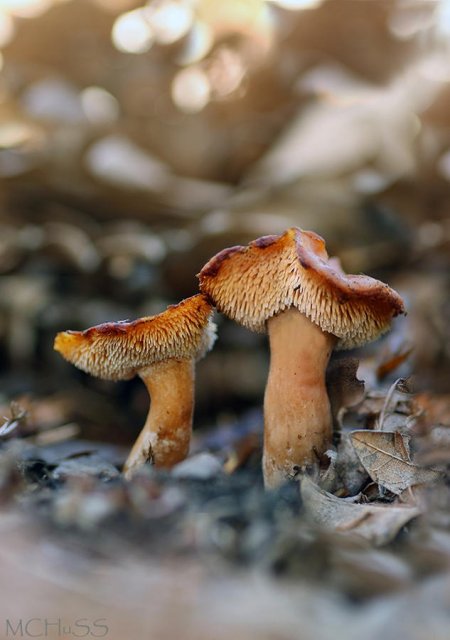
left=198, top=227, right=405, bottom=488
left=54, top=294, right=216, bottom=478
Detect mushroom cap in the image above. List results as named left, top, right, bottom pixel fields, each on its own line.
left=198, top=227, right=405, bottom=349
left=54, top=294, right=216, bottom=380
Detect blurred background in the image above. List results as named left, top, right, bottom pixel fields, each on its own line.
left=0, top=0, right=449, bottom=449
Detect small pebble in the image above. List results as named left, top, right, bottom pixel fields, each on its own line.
left=52, top=455, right=119, bottom=481
left=171, top=453, right=223, bottom=480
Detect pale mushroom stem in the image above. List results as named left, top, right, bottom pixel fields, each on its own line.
left=263, top=308, right=337, bottom=489
left=123, top=359, right=195, bottom=479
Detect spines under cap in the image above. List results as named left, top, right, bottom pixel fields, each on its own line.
left=198, top=227, right=405, bottom=349
left=54, top=294, right=216, bottom=380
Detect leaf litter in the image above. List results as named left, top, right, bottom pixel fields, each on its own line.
left=0, top=354, right=450, bottom=639
left=351, top=430, right=441, bottom=494
left=0, top=262, right=447, bottom=621
left=300, top=476, right=421, bottom=546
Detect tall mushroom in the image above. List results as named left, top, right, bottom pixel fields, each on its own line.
left=198, top=228, right=405, bottom=488
left=54, top=294, right=216, bottom=478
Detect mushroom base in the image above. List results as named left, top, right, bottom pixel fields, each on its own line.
left=263, top=309, right=335, bottom=489
left=123, top=359, right=195, bottom=479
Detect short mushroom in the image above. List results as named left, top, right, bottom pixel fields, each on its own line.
left=54, top=294, right=216, bottom=478
left=199, top=228, right=405, bottom=488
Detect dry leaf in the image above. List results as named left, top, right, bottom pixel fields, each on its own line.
left=376, top=346, right=413, bottom=381
left=377, top=377, right=413, bottom=431
left=351, top=430, right=441, bottom=494
left=0, top=402, right=27, bottom=438
left=223, top=433, right=260, bottom=474
left=319, top=433, right=369, bottom=496
left=331, top=547, right=412, bottom=597
left=301, top=476, right=421, bottom=546
left=351, top=386, right=414, bottom=432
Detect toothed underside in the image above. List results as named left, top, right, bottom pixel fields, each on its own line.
left=54, top=294, right=216, bottom=380
left=199, top=228, right=405, bottom=350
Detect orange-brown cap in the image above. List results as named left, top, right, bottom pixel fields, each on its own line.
left=54, top=294, right=216, bottom=380
left=198, top=228, right=405, bottom=349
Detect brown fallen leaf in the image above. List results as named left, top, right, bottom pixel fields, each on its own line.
left=351, top=430, right=441, bottom=495
left=223, top=433, right=260, bottom=474
left=300, top=476, right=421, bottom=546
left=350, top=381, right=415, bottom=432
left=376, top=346, right=413, bottom=381
left=319, top=432, right=369, bottom=497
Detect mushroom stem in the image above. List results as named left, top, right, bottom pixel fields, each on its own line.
left=123, top=359, right=195, bottom=479
left=263, top=308, right=336, bottom=489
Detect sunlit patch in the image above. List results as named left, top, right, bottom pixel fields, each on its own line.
left=107, top=0, right=282, bottom=111
left=0, top=121, right=39, bottom=148
left=145, top=0, right=193, bottom=45
left=434, top=0, right=450, bottom=37
left=0, top=11, right=15, bottom=47
left=171, top=66, right=211, bottom=113
left=112, top=9, right=154, bottom=54
left=196, top=0, right=275, bottom=59
left=197, top=0, right=265, bottom=33
left=80, top=86, right=120, bottom=125
left=0, top=0, right=52, bottom=18
left=268, top=0, right=322, bottom=10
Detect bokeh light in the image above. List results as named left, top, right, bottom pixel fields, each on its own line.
left=0, top=11, right=15, bottom=47
left=171, top=66, right=211, bottom=113
left=80, top=87, right=120, bottom=125
left=112, top=8, right=154, bottom=54
left=144, top=0, right=193, bottom=45
left=435, top=0, right=450, bottom=37
left=0, top=122, right=30, bottom=148
left=0, top=0, right=53, bottom=18
left=268, top=0, right=322, bottom=9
